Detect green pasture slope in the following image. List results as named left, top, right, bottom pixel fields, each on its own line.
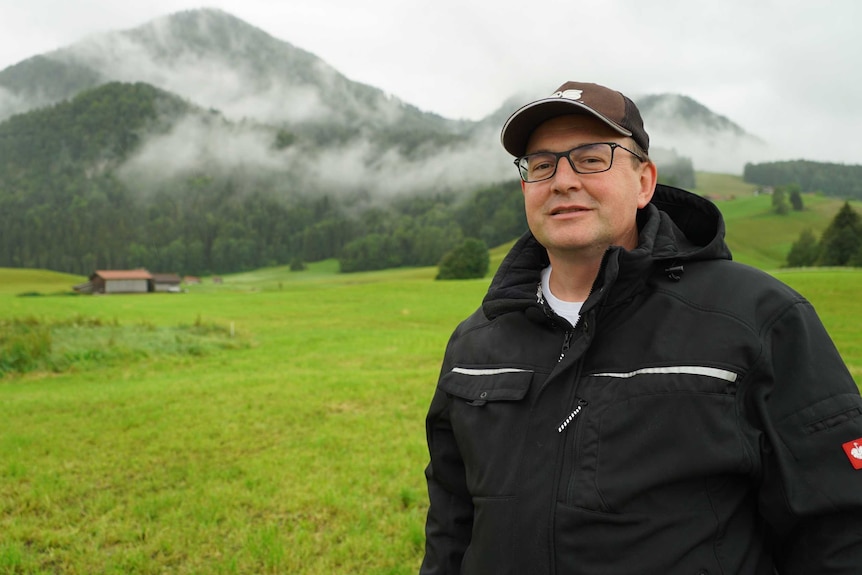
left=2, top=175, right=862, bottom=574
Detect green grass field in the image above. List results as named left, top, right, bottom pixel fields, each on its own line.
left=2, top=176, right=862, bottom=574
left=0, top=265, right=492, bottom=574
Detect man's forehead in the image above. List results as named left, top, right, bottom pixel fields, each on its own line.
left=526, top=114, right=624, bottom=151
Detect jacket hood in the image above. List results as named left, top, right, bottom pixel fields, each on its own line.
left=482, top=184, right=731, bottom=319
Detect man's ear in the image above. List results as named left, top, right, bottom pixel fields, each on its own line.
left=638, top=161, right=658, bottom=208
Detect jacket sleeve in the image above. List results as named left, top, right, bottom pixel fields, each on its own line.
left=751, top=299, right=862, bottom=573
left=420, top=339, right=474, bottom=575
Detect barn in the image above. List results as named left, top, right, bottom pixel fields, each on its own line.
left=80, top=270, right=153, bottom=294
left=151, top=273, right=182, bottom=292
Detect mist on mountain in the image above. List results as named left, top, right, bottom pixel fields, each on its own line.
left=637, top=94, right=770, bottom=174
left=0, top=6, right=777, bottom=192
left=116, top=111, right=511, bottom=201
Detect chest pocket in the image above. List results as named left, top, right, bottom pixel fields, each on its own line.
left=439, top=367, right=534, bottom=495
left=571, top=366, right=747, bottom=511
left=440, top=366, right=533, bottom=405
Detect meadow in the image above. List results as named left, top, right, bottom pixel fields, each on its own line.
left=2, top=184, right=862, bottom=574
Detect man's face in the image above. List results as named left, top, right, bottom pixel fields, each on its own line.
left=520, top=115, right=656, bottom=261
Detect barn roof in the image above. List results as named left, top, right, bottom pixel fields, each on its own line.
left=151, top=273, right=182, bottom=283
left=92, top=270, right=153, bottom=281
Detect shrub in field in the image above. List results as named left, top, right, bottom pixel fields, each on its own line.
left=436, top=238, right=490, bottom=280
left=0, top=318, right=52, bottom=375
left=0, top=314, right=246, bottom=377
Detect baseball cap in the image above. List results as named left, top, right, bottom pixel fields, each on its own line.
left=500, top=81, right=649, bottom=157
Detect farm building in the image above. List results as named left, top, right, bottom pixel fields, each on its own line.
left=151, top=273, right=182, bottom=292
left=84, top=270, right=152, bottom=294
left=74, top=269, right=186, bottom=294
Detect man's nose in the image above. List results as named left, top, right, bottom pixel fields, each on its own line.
left=551, top=154, right=583, bottom=190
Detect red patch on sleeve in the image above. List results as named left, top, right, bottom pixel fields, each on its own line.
left=842, top=438, right=862, bottom=470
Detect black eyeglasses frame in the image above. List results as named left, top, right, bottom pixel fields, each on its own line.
left=514, top=142, right=644, bottom=183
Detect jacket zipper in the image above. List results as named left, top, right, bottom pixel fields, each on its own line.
left=558, top=330, right=573, bottom=362
left=562, top=397, right=590, bottom=505
left=557, top=398, right=588, bottom=433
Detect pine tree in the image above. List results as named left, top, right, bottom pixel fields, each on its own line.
left=788, top=184, right=804, bottom=211
left=818, top=202, right=862, bottom=266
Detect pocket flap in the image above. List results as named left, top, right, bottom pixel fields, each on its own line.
left=439, top=367, right=533, bottom=403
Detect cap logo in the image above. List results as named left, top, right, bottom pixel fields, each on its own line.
left=842, top=438, right=862, bottom=470
left=553, top=89, right=583, bottom=101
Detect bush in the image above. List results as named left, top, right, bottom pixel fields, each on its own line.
left=786, top=229, right=819, bottom=267
left=0, top=319, right=52, bottom=375
left=289, top=257, right=307, bottom=272
left=772, top=187, right=790, bottom=215
left=436, top=238, right=490, bottom=280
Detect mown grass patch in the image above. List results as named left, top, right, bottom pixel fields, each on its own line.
left=693, top=171, right=759, bottom=199
left=0, top=314, right=249, bottom=377
left=0, top=268, right=85, bottom=296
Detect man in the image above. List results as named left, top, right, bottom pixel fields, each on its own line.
left=420, top=81, right=862, bottom=574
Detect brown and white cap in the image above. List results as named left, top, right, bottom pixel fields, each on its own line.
left=500, top=81, right=649, bottom=157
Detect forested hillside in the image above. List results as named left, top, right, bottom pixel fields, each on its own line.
left=0, top=82, right=191, bottom=172
left=0, top=82, right=526, bottom=275
left=743, top=160, right=862, bottom=200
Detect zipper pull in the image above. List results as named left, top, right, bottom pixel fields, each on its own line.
left=557, top=399, right=588, bottom=433
left=558, top=330, right=573, bottom=362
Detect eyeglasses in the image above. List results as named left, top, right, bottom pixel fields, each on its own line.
left=514, top=142, right=644, bottom=183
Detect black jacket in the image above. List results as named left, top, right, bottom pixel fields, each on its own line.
left=421, top=185, right=862, bottom=575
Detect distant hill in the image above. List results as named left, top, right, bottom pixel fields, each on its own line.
left=0, top=9, right=468, bottom=142
left=0, top=82, right=194, bottom=181
left=638, top=94, right=755, bottom=139
left=0, top=9, right=515, bottom=200
left=0, top=55, right=104, bottom=117
left=744, top=159, right=862, bottom=201
left=1, top=8, right=770, bottom=177
left=636, top=94, right=767, bottom=174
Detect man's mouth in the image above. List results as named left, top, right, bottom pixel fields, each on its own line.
left=550, top=206, right=588, bottom=216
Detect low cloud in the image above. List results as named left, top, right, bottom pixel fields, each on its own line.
left=117, top=111, right=515, bottom=202
left=649, top=129, right=774, bottom=174
left=0, top=85, right=55, bottom=122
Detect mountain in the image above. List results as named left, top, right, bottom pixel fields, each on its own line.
left=0, top=9, right=465, bottom=138
left=1, top=9, right=518, bottom=198
left=0, top=8, right=771, bottom=177
left=635, top=94, right=767, bottom=174
left=0, top=8, right=786, bottom=276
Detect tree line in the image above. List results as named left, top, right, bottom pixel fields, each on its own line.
left=0, top=163, right=525, bottom=276
left=744, top=160, right=862, bottom=201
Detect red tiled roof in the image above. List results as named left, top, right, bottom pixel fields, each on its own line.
left=92, top=269, right=153, bottom=281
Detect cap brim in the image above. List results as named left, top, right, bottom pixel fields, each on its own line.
left=500, top=99, right=633, bottom=157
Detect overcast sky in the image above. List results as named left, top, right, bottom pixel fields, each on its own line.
left=1, top=0, right=860, bottom=165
